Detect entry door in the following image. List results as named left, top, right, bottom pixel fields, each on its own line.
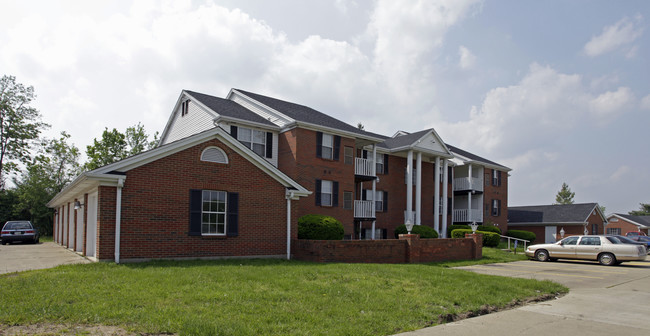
left=85, top=193, right=98, bottom=258
left=545, top=226, right=557, bottom=243
left=75, top=205, right=83, bottom=252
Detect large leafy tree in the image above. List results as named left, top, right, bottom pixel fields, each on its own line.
left=554, top=182, right=575, bottom=205
left=84, top=124, right=158, bottom=171
left=0, top=75, right=49, bottom=189
left=12, top=132, right=81, bottom=235
left=629, top=203, right=650, bottom=216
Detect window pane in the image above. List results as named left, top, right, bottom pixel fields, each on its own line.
left=322, top=147, right=333, bottom=160
left=321, top=181, right=332, bottom=193
left=241, top=141, right=251, bottom=149
left=322, top=194, right=332, bottom=206
left=202, top=224, right=209, bottom=233
left=238, top=128, right=251, bottom=142
left=217, top=224, right=225, bottom=234
left=253, top=143, right=265, bottom=156
left=202, top=214, right=210, bottom=224
left=203, top=191, right=211, bottom=202
left=344, top=147, right=353, bottom=165
left=217, top=200, right=226, bottom=213
left=217, top=214, right=225, bottom=224
left=322, top=134, right=333, bottom=147
left=253, top=130, right=265, bottom=144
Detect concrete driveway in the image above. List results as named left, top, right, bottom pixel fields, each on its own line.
left=0, top=242, right=90, bottom=274
left=397, top=259, right=650, bottom=336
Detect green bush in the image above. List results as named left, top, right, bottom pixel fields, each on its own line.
left=297, top=214, right=344, bottom=240
left=394, top=224, right=439, bottom=238
left=447, top=224, right=501, bottom=237
left=450, top=229, right=500, bottom=247
left=505, top=230, right=536, bottom=244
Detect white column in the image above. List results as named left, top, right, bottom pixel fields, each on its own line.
left=467, top=164, right=472, bottom=221
left=406, top=150, right=413, bottom=224
left=371, top=145, right=377, bottom=239
left=286, top=192, right=292, bottom=260
left=115, top=178, right=124, bottom=264
left=442, top=159, right=449, bottom=238
left=416, top=152, right=422, bottom=226
left=434, top=157, right=441, bottom=232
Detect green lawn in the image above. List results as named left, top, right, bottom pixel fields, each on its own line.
left=0, top=248, right=563, bottom=335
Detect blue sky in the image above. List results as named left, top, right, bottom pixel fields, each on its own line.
left=1, top=0, right=648, bottom=214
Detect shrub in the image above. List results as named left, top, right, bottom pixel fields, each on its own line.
left=297, top=214, right=344, bottom=240
left=447, top=224, right=469, bottom=238
left=394, top=224, right=439, bottom=238
left=505, top=230, right=536, bottom=244
left=450, top=229, right=500, bottom=247
left=447, top=224, right=501, bottom=237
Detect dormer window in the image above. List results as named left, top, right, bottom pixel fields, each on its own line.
left=230, top=126, right=273, bottom=158
left=181, top=100, right=190, bottom=117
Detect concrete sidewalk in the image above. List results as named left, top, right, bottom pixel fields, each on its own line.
left=0, top=242, right=90, bottom=274
left=396, top=260, right=650, bottom=336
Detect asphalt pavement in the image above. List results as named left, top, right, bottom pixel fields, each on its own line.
left=0, top=241, right=90, bottom=274
left=396, top=259, right=650, bottom=335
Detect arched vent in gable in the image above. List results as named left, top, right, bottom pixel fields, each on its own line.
left=201, top=147, right=228, bottom=164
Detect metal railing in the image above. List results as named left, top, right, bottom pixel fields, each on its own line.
left=355, top=157, right=375, bottom=177
left=500, top=235, right=530, bottom=250
left=453, top=209, right=482, bottom=222
left=354, top=200, right=374, bottom=219
left=454, top=177, right=483, bottom=192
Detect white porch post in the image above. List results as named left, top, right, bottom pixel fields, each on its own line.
left=115, top=178, right=124, bottom=264
left=371, top=145, right=377, bottom=239
left=442, top=159, right=449, bottom=238
left=286, top=191, right=292, bottom=260
left=416, top=152, right=422, bottom=226
left=406, top=150, right=413, bottom=224
left=467, top=164, right=472, bottom=221
left=434, top=157, right=441, bottom=232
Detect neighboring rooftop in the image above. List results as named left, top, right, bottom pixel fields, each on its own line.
left=446, top=144, right=510, bottom=170
left=508, top=203, right=602, bottom=224
left=186, top=90, right=277, bottom=127
left=609, top=214, right=650, bottom=228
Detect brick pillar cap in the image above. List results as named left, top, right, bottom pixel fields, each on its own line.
left=399, top=234, right=420, bottom=240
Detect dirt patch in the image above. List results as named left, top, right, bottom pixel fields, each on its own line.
left=0, top=324, right=175, bottom=336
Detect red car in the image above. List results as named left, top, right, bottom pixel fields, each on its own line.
left=626, top=231, right=648, bottom=237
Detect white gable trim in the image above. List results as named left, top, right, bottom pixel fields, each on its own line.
left=227, top=89, right=295, bottom=128
left=585, top=204, right=608, bottom=224
left=159, top=90, right=221, bottom=145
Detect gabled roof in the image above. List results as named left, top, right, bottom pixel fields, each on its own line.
left=232, top=89, right=382, bottom=140
left=185, top=90, right=276, bottom=127
left=446, top=144, right=511, bottom=171
left=508, top=203, right=605, bottom=225
left=48, top=127, right=310, bottom=208
left=378, top=129, right=432, bottom=149
left=607, top=213, right=650, bottom=228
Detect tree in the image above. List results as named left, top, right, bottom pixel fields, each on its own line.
left=85, top=124, right=158, bottom=171
left=554, top=182, right=575, bottom=205
left=0, top=75, right=49, bottom=189
left=629, top=203, right=650, bottom=216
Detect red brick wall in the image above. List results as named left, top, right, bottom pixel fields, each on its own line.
left=605, top=218, right=647, bottom=235
left=292, top=236, right=480, bottom=263
left=483, top=168, right=508, bottom=233
left=96, top=137, right=297, bottom=261
left=585, top=210, right=605, bottom=234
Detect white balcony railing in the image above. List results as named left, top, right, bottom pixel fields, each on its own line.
left=453, top=177, right=483, bottom=192
left=354, top=200, right=375, bottom=219
left=453, top=209, right=483, bottom=223
left=355, top=157, right=375, bottom=177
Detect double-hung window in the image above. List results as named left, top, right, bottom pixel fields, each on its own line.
left=237, top=127, right=266, bottom=157
left=202, top=190, right=227, bottom=235
left=492, top=199, right=501, bottom=216
left=376, top=154, right=384, bottom=175
left=321, top=180, right=333, bottom=206
left=492, top=170, right=501, bottom=186
left=364, top=190, right=386, bottom=212
left=344, top=147, right=354, bottom=165
left=322, top=134, right=334, bottom=160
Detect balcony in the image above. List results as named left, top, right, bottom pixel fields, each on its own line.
left=354, top=200, right=375, bottom=220
left=454, top=177, right=483, bottom=193
left=355, top=157, right=376, bottom=181
left=453, top=209, right=483, bottom=223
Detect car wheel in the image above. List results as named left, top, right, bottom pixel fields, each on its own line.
left=598, top=252, right=616, bottom=266
left=535, top=249, right=550, bottom=262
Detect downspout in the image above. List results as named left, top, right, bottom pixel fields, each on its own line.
left=286, top=190, right=295, bottom=260
left=115, top=177, right=124, bottom=264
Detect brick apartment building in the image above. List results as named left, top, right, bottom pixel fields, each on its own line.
left=48, top=89, right=510, bottom=262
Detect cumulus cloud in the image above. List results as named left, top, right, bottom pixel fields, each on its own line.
left=584, top=15, right=644, bottom=57
left=640, top=94, right=650, bottom=110
left=458, top=45, right=476, bottom=70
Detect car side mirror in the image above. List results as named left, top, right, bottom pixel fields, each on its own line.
left=557, top=241, right=563, bottom=246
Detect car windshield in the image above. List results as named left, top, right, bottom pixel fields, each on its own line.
left=4, top=222, right=32, bottom=230
left=606, top=236, right=622, bottom=244
left=613, top=236, right=638, bottom=244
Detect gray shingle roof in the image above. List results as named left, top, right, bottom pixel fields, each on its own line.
left=234, top=89, right=380, bottom=138
left=613, top=214, right=650, bottom=227
left=508, top=203, right=599, bottom=223
left=377, top=129, right=432, bottom=150
left=186, top=90, right=276, bottom=127
left=446, top=144, right=509, bottom=170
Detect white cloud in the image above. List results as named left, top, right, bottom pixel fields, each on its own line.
left=589, top=87, right=634, bottom=120
left=584, top=15, right=644, bottom=57
left=640, top=94, right=650, bottom=110
left=458, top=45, right=476, bottom=70
left=334, top=0, right=358, bottom=15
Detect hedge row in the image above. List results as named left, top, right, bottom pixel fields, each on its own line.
left=297, top=214, right=344, bottom=240
left=394, top=224, right=439, bottom=238
left=446, top=224, right=501, bottom=238
left=505, top=230, right=536, bottom=244
left=450, top=229, right=500, bottom=247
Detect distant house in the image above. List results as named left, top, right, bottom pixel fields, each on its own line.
left=605, top=214, right=650, bottom=235
left=508, top=203, right=607, bottom=243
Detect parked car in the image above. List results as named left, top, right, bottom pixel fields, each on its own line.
left=609, top=235, right=648, bottom=254
left=525, top=235, right=647, bottom=266
left=625, top=231, right=647, bottom=237
left=627, top=235, right=650, bottom=250
left=1, top=221, right=40, bottom=245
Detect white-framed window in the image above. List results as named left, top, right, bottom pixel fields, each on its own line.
left=492, top=199, right=500, bottom=216
left=492, top=170, right=501, bottom=186
left=365, top=190, right=384, bottom=212
left=607, top=228, right=621, bottom=235
left=610, top=218, right=619, bottom=222
left=322, top=134, right=333, bottom=160
left=202, top=190, right=227, bottom=235
left=321, top=180, right=333, bottom=206
left=344, top=147, right=353, bottom=165
left=237, top=127, right=266, bottom=157
left=200, top=147, right=228, bottom=164
left=376, top=154, right=384, bottom=174
left=181, top=100, right=190, bottom=117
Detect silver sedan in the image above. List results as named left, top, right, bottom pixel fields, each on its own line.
left=525, top=235, right=647, bottom=266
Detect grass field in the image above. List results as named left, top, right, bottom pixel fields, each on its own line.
left=0, top=248, right=563, bottom=335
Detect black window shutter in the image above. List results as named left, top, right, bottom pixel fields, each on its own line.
left=189, top=189, right=202, bottom=236
left=316, top=132, right=323, bottom=158
left=265, top=132, right=273, bottom=158
left=333, top=136, right=341, bottom=161
left=315, top=179, right=322, bottom=206
left=383, top=154, right=389, bottom=174
left=447, top=197, right=452, bottom=214
left=361, top=189, right=367, bottom=200
left=230, top=126, right=238, bottom=139
left=362, top=150, right=368, bottom=159
left=382, top=229, right=387, bottom=240
left=448, top=167, right=453, bottom=183
left=383, top=191, right=388, bottom=212
left=497, top=199, right=501, bottom=216
left=497, top=171, right=502, bottom=186
left=333, top=181, right=339, bottom=207
left=226, top=193, right=239, bottom=237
